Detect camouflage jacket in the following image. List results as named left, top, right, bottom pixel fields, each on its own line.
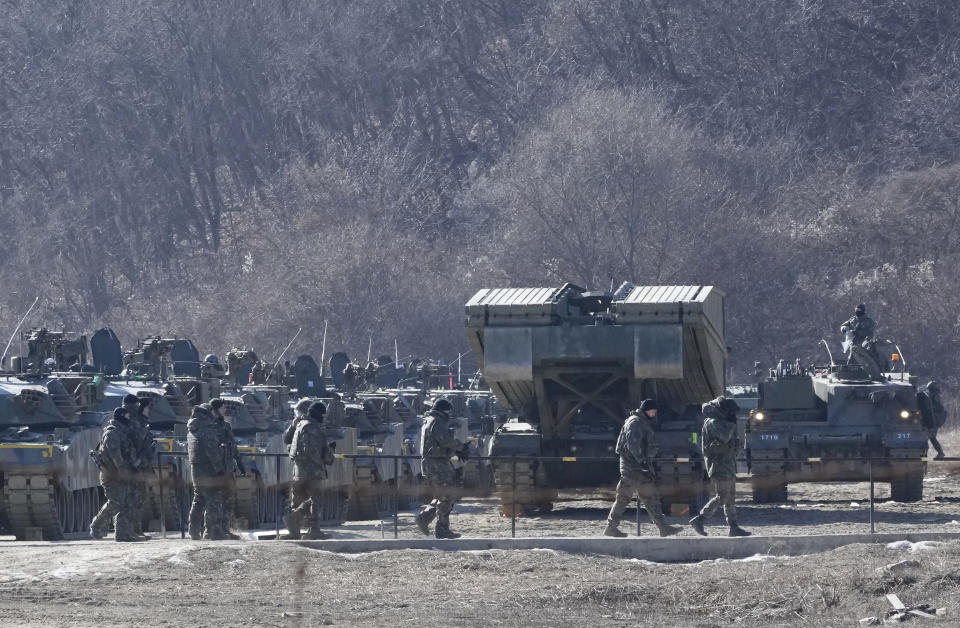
left=615, top=414, right=656, bottom=476
left=421, top=410, right=458, bottom=460
left=289, top=419, right=335, bottom=480
left=701, top=416, right=738, bottom=478
left=98, top=418, right=137, bottom=479
left=918, top=391, right=947, bottom=430
left=188, top=406, right=237, bottom=477
left=283, top=414, right=308, bottom=446
left=128, top=411, right=155, bottom=468
left=841, top=314, right=876, bottom=345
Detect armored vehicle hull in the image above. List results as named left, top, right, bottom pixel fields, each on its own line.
left=748, top=363, right=927, bottom=503
left=0, top=375, right=105, bottom=540
left=466, top=284, right=727, bottom=514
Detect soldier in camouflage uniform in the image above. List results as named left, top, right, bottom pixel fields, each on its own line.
left=89, top=408, right=143, bottom=542
left=918, top=381, right=947, bottom=459
left=122, top=394, right=155, bottom=540
left=283, top=399, right=312, bottom=446
left=285, top=401, right=337, bottom=540
left=690, top=397, right=750, bottom=537
left=187, top=398, right=244, bottom=540
left=325, top=392, right=346, bottom=428
left=415, top=398, right=465, bottom=539
left=604, top=399, right=682, bottom=538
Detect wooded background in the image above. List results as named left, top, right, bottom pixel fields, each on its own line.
left=1, top=2, right=958, bottom=388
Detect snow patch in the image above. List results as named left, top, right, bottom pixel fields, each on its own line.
left=886, top=540, right=941, bottom=553
left=696, top=553, right=781, bottom=565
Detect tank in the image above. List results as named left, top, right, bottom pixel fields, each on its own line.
left=97, top=333, right=216, bottom=532
left=747, top=349, right=927, bottom=503
left=339, top=391, right=410, bottom=519
left=0, top=330, right=106, bottom=540
left=220, top=385, right=296, bottom=528
left=465, top=283, right=727, bottom=514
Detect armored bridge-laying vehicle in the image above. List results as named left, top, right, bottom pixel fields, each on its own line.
left=465, top=283, right=727, bottom=514
left=748, top=355, right=927, bottom=503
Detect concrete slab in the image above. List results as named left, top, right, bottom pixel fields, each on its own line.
left=293, top=532, right=960, bottom=562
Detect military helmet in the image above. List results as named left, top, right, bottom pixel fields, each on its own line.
left=855, top=303, right=866, bottom=315
left=308, top=401, right=327, bottom=420
left=209, top=398, right=224, bottom=410
left=295, top=398, right=312, bottom=413
left=205, top=354, right=219, bottom=364
left=123, top=393, right=140, bottom=406
left=638, top=398, right=658, bottom=412
left=432, top=398, right=454, bottom=414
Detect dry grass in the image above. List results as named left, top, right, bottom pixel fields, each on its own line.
left=1, top=540, right=960, bottom=626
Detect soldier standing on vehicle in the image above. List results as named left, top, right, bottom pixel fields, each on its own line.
left=840, top=303, right=876, bottom=345
left=415, top=398, right=466, bottom=539
left=365, top=361, right=378, bottom=391
left=285, top=401, right=337, bottom=539
left=325, top=392, right=346, bottom=428
left=604, top=399, right=682, bottom=538
left=187, top=399, right=244, bottom=540
left=690, top=397, right=750, bottom=537
left=918, top=381, right=947, bottom=460
left=89, top=407, right=142, bottom=542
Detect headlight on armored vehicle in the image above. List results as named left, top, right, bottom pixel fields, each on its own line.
left=752, top=411, right=765, bottom=422
left=899, top=410, right=910, bottom=420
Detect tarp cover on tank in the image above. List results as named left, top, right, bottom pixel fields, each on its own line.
left=465, top=285, right=726, bottom=413
left=90, top=328, right=123, bottom=376
left=172, top=339, right=201, bottom=377
left=329, top=352, right=349, bottom=388
left=294, top=355, right=322, bottom=396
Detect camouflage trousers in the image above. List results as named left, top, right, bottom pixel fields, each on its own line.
left=608, top=471, right=666, bottom=528
left=287, top=478, right=324, bottom=538
left=419, top=458, right=458, bottom=529
left=928, top=427, right=945, bottom=457
left=189, top=475, right=232, bottom=540
left=90, top=477, right=137, bottom=540
left=699, top=475, right=737, bottom=524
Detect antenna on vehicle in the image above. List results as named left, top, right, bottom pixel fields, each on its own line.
left=1, top=296, right=40, bottom=369
left=819, top=338, right=835, bottom=368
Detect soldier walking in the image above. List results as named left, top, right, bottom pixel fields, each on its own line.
left=187, top=398, right=244, bottom=540
left=285, top=401, right=337, bottom=539
left=604, top=399, right=682, bottom=538
left=690, top=397, right=750, bottom=537
left=123, top=394, right=154, bottom=540
left=918, top=381, right=947, bottom=460
left=415, top=398, right=465, bottom=539
left=89, top=407, right=142, bottom=542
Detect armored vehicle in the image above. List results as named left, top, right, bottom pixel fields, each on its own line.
left=465, top=283, right=727, bottom=515
left=0, top=330, right=106, bottom=540
left=748, top=352, right=927, bottom=503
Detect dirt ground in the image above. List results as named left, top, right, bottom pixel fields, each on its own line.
left=1, top=469, right=959, bottom=627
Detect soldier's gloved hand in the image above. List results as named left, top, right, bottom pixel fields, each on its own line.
left=329, top=441, right=337, bottom=451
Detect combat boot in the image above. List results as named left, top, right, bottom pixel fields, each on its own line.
left=656, top=523, right=683, bottom=537
left=603, top=521, right=627, bottom=538
left=115, top=535, right=146, bottom=542
left=304, top=529, right=329, bottom=540
left=689, top=515, right=707, bottom=536
left=728, top=524, right=751, bottom=537
left=415, top=507, right=436, bottom=536
left=435, top=525, right=461, bottom=540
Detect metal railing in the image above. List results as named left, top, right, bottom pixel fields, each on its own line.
left=154, top=450, right=955, bottom=540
